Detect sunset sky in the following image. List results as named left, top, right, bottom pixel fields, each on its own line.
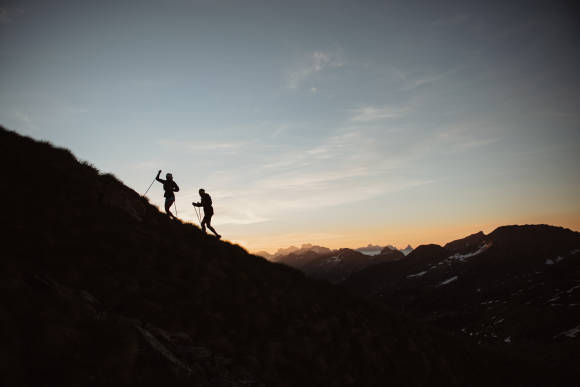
left=1, top=0, right=579, bottom=253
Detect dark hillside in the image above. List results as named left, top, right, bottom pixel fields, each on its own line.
left=0, top=126, right=542, bottom=386
left=275, top=248, right=402, bottom=283
left=343, top=225, right=580, bottom=384
left=444, top=231, right=486, bottom=253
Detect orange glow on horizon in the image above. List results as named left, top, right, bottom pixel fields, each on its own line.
left=245, top=211, right=580, bottom=255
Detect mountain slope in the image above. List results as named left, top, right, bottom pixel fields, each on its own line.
left=274, top=248, right=404, bottom=283
left=343, top=225, right=580, bottom=382
left=272, top=247, right=405, bottom=284
left=0, top=126, right=543, bottom=386
left=443, top=231, right=486, bottom=253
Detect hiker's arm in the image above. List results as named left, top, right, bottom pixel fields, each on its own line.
left=192, top=202, right=201, bottom=207
left=155, top=170, right=164, bottom=183
left=173, top=182, right=180, bottom=192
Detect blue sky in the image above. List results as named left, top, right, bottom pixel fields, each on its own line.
left=1, top=0, right=579, bottom=252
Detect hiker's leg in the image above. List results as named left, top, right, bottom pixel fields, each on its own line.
left=165, top=198, right=175, bottom=218
left=201, top=215, right=208, bottom=233
left=206, top=214, right=220, bottom=237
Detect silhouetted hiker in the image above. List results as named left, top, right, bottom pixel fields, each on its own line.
left=156, top=170, right=179, bottom=219
left=193, top=189, right=221, bottom=239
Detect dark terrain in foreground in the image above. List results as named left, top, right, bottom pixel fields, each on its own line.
left=0, top=126, right=566, bottom=386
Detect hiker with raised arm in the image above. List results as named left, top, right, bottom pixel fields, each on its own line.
left=193, top=189, right=221, bottom=239
left=156, top=170, right=179, bottom=219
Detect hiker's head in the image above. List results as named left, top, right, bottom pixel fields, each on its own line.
left=199, top=188, right=205, bottom=195
left=166, top=173, right=173, bottom=180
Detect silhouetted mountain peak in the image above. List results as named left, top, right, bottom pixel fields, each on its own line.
left=400, top=244, right=414, bottom=255
left=272, top=243, right=331, bottom=258
left=355, top=244, right=385, bottom=255
left=407, top=244, right=449, bottom=261
left=379, top=245, right=396, bottom=254
left=444, top=231, right=487, bottom=253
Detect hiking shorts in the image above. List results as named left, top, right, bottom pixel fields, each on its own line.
left=202, top=207, right=213, bottom=224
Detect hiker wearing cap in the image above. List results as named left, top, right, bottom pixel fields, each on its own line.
left=193, top=189, right=221, bottom=239
left=156, top=170, right=179, bottom=219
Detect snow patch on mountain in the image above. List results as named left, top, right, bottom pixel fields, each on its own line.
left=546, top=249, right=580, bottom=265
left=546, top=256, right=564, bottom=265
left=438, top=276, right=458, bottom=286
left=566, top=284, right=580, bottom=293
left=407, top=270, right=427, bottom=279
left=356, top=244, right=387, bottom=256
left=545, top=284, right=580, bottom=304
left=555, top=324, right=580, bottom=338
left=446, top=242, right=492, bottom=263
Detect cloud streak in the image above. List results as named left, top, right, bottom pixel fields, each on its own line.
left=286, top=50, right=343, bottom=89
left=394, top=67, right=462, bottom=92
left=159, top=139, right=249, bottom=154
left=189, top=125, right=437, bottom=225
left=435, top=121, right=502, bottom=152
left=350, top=105, right=410, bottom=122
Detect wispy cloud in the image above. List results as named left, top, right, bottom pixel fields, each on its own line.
left=187, top=126, right=435, bottom=226
left=12, top=110, right=39, bottom=132
left=350, top=105, right=410, bottom=122
left=398, top=67, right=461, bottom=91
left=211, top=207, right=269, bottom=225
left=160, top=139, right=249, bottom=154
left=435, top=121, right=502, bottom=152
left=455, top=137, right=501, bottom=150
left=286, top=50, right=343, bottom=89
left=207, top=116, right=505, bottom=226
left=211, top=173, right=433, bottom=226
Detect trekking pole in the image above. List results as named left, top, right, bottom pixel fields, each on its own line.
left=174, top=199, right=178, bottom=217
left=142, top=177, right=156, bottom=197
left=194, top=206, right=201, bottom=224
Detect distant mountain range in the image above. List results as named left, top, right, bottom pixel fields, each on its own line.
left=255, top=243, right=414, bottom=283
left=355, top=244, right=386, bottom=255
left=254, top=243, right=333, bottom=260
